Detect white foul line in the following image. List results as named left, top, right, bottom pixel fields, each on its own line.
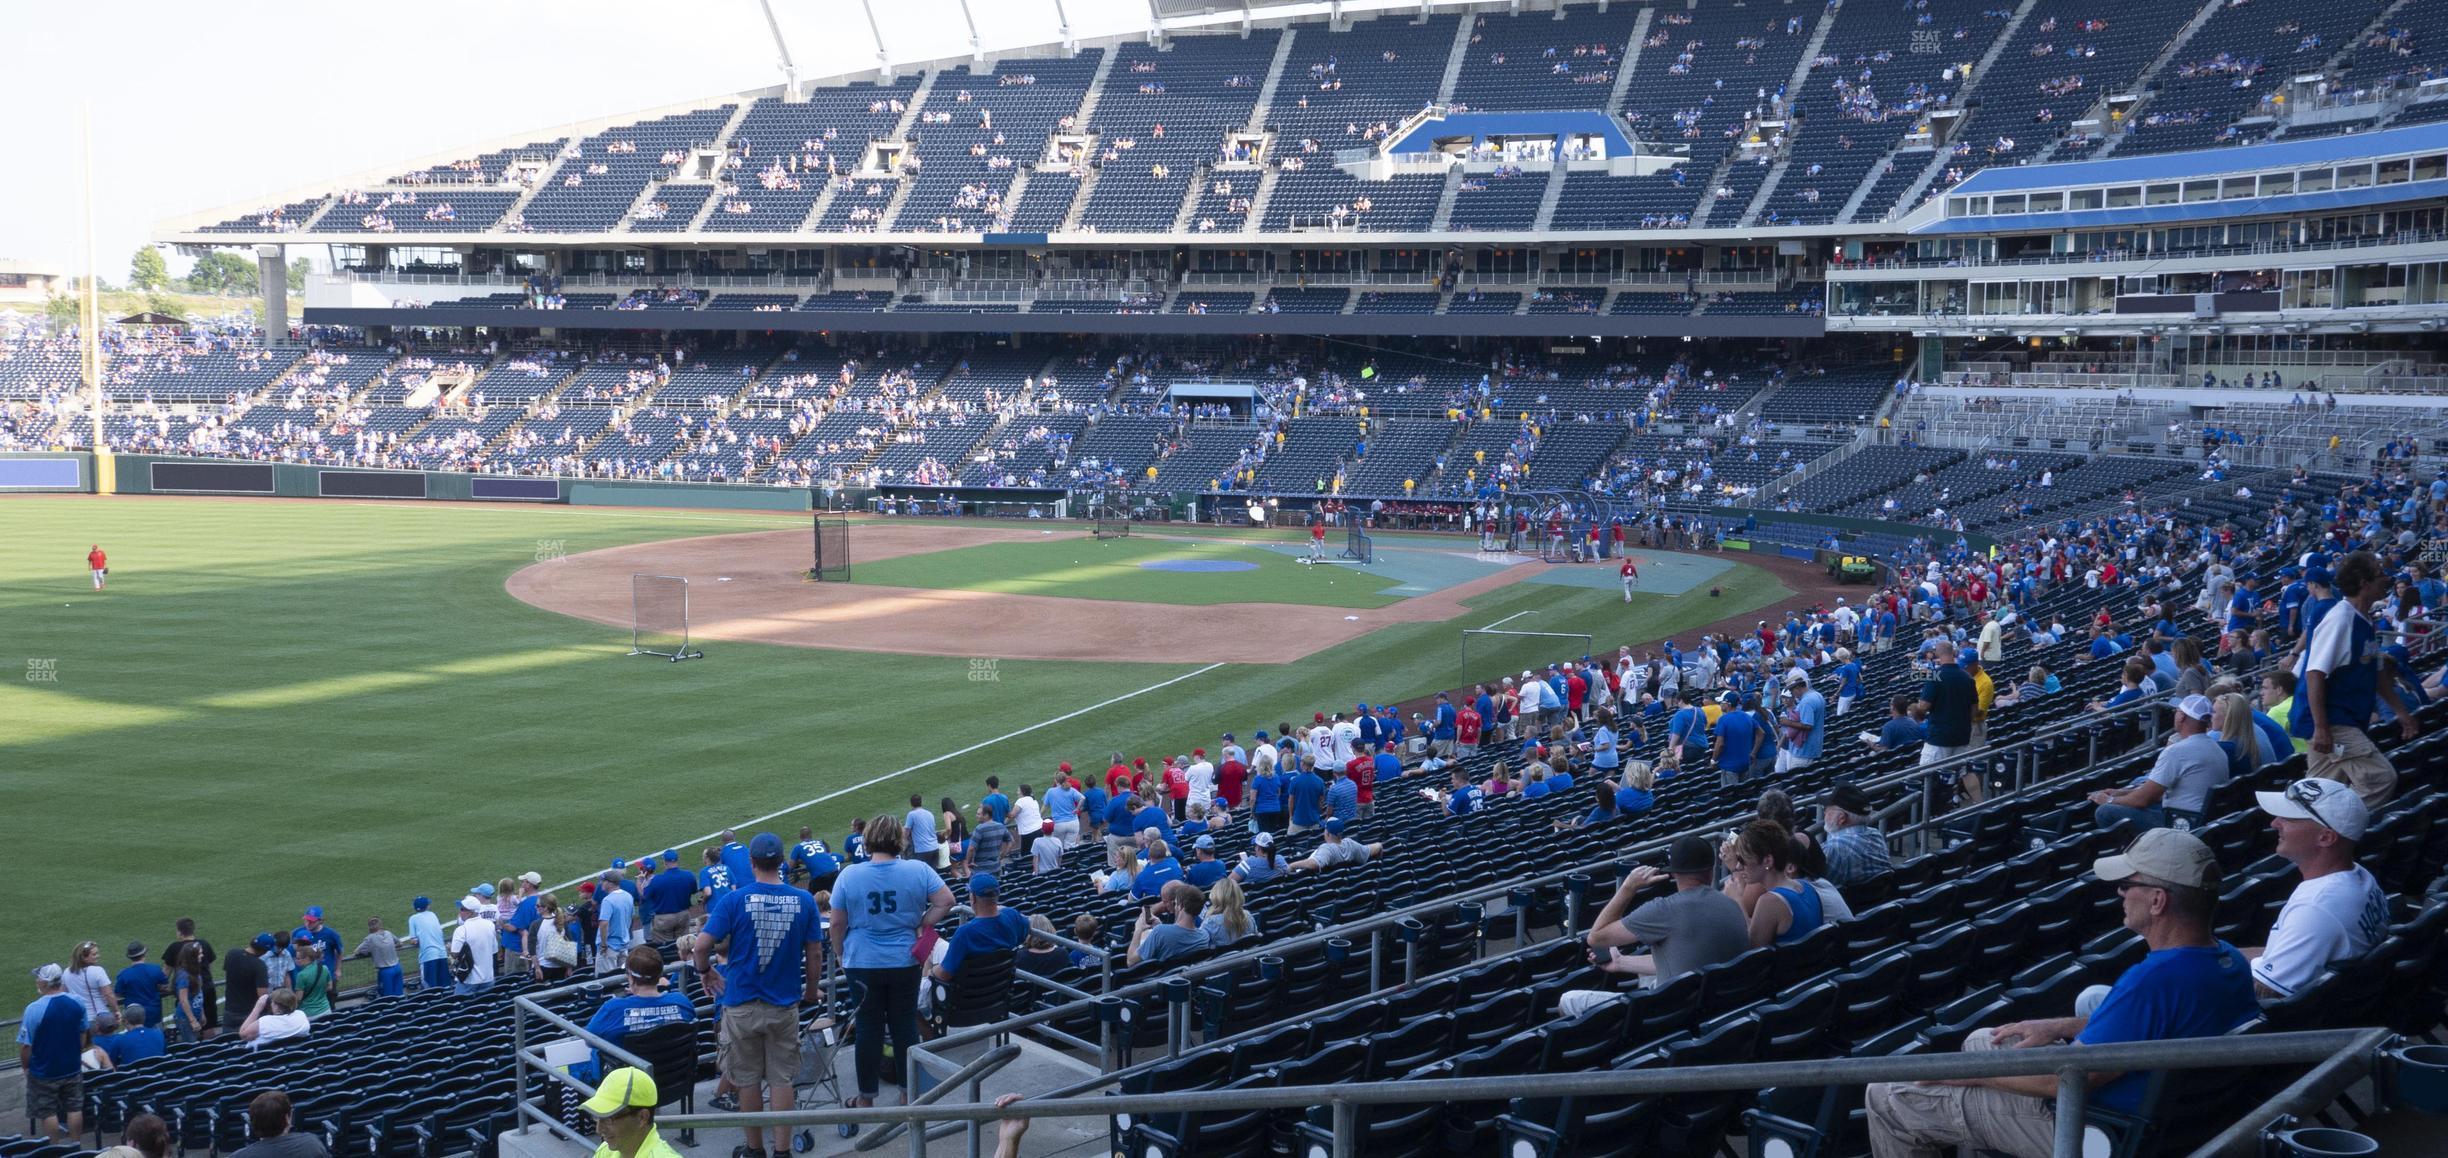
left=1480, top=609, right=1539, bottom=630
left=517, top=660, right=1230, bottom=903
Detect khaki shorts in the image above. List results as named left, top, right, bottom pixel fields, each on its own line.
left=2309, top=724, right=2398, bottom=809
left=719, top=1000, right=801, bottom=1087
left=649, top=912, right=688, bottom=942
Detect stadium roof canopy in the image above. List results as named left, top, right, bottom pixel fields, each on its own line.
left=1950, top=123, right=2448, bottom=195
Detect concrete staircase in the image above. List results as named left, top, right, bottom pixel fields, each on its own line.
left=1429, top=168, right=1465, bottom=231
left=1531, top=163, right=1571, bottom=231
left=1072, top=45, right=1118, bottom=131
left=1735, top=1, right=1843, bottom=227
left=496, top=137, right=578, bottom=231
left=1246, top=28, right=1300, bottom=133
left=1435, top=11, right=1477, bottom=104
left=2087, top=0, right=2227, bottom=159
left=869, top=71, right=941, bottom=231
left=1241, top=166, right=1283, bottom=234
left=1604, top=7, right=1654, bottom=115
left=1846, top=0, right=2040, bottom=222
left=1172, top=166, right=1212, bottom=232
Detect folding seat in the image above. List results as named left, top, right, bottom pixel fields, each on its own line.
left=1112, top=1048, right=1236, bottom=1155
left=1829, top=952, right=1913, bottom=1051
left=1361, top=1015, right=1454, bottom=1078
left=1300, top=1000, right=1386, bottom=1054
left=1747, top=980, right=1840, bottom=1062
left=1415, top=1032, right=1548, bottom=1153
left=1226, top=1020, right=1312, bottom=1080
left=1839, top=900, right=1908, bottom=958
left=1129, top=1071, right=1275, bottom=1158
left=1536, top=997, right=1631, bottom=1072
left=1624, top=968, right=1706, bottom=1046
left=1902, top=924, right=1977, bottom=1012
left=1493, top=1047, right=1667, bottom=1158
left=1700, top=945, right=1777, bottom=1010
left=1644, top=1017, right=1765, bottom=1158
left=1449, top=988, right=1535, bottom=1052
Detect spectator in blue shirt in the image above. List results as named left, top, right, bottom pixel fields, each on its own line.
left=1286, top=759, right=1328, bottom=834
left=114, top=944, right=167, bottom=1031
left=1443, top=766, right=1483, bottom=817
left=19, top=965, right=88, bottom=1141
left=929, top=873, right=1027, bottom=988
left=1711, top=699, right=1764, bottom=784
left=576, top=946, right=697, bottom=1085
left=1046, top=775, right=1085, bottom=847
left=1128, top=880, right=1212, bottom=966
left=1184, top=836, right=1231, bottom=887
left=789, top=830, right=843, bottom=893
left=1132, top=839, right=1186, bottom=899
left=825, top=817, right=954, bottom=1126
left=1324, top=768, right=1360, bottom=820
left=1869, top=694, right=1926, bottom=752
left=1867, top=828, right=2254, bottom=1155
left=1102, top=791, right=1138, bottom=853
left=290, top=910, right=346, bottom=986
left=905, top=797, right=941, bottom=864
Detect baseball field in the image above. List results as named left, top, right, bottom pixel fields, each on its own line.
left=0, top=495, right=1805, bottom=970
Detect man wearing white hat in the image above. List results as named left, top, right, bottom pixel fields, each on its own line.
left=2244, top=779, right=2390, bottom=998
left=2089, top=695, right=2229, bottom=832
left=447, top=895, right=499, bottom=996
left=1866, top=828, right=2257, bottom=1158
left=19, top=963, right=88, bottom=1141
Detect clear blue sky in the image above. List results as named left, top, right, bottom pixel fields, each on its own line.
left=0, top=0, right=1215, bottom=280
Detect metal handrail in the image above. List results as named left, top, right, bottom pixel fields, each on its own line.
left=639, top=1029, right=2390, bottom=1145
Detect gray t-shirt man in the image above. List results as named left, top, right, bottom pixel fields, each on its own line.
left=2146, top=732, right=2230, bottom=815
left=1621, top=885, right=1751, bottom=982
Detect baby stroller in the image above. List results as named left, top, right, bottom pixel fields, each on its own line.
left=787, top=996, right=852, bottom=1153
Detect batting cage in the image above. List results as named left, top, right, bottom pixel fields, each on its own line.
left=810, top=509, right=850, bottom=581
left=1343, top=521, right=1375, bottom=565
left=1091, top=488, right=1132, bottom=540
left=629, top=573, right=705, bottom=661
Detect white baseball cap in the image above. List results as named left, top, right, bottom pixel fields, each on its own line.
left=2174, top=694, right=2215, bottom=722
left=2092, top=828, right=2220, bottom=890
left=2256, top=779, right=2369, bottom=842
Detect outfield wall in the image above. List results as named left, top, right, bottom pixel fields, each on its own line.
left=0, top=451, right=96, bottom=493
left=0, top=453, right=813, bottom=512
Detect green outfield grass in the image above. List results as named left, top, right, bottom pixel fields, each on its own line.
left=0, top=497, right=1789, bottom=971
left=844, top=534, right=1409, bottom=607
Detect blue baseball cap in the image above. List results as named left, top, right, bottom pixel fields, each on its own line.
left=1194, top=835, right=1216, bottom=851
left=662, top=849, right=680, bottom=863
left=302, top=905, right=324, bottom=921
left=611, top=857, right=628, bottom=870
left=474, top=883, right=496, bottom=898
left=968, top=872, right=1000, bottom=897
left=1255, top=730, right=1269, bottom=739
left=412, top=896, right=430, bottom=912
left=251, top=933, right=275, bottom=951
left=749, top=832, right=785, bottom=859
left=1325, top=818, right=1346, bottom=835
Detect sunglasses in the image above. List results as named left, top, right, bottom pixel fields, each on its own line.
left=2285, top=779, right=2343, bottom=833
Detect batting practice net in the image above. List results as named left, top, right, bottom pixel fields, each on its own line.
left=1343, top=522, right=1375, bottom=565
left=810, top=509, right=850, bottom=581
left=1091, top=489, right=1132, bottom=540
left=629, top=574, right=705, bottom=661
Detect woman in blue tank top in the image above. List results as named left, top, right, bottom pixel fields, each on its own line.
left=1731, top=819, right=1822, bottom=948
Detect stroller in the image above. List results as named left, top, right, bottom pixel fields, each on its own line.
left=786, top=994, right=852, bottom=1152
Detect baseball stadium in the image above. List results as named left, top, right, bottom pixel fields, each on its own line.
left=8, top=0, right=2448, bottom=1154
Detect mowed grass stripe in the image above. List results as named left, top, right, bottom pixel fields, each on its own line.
left=0, top=497, right=1785, bottom=968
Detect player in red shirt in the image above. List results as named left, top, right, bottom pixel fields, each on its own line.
left=1105, top=757, right=1133, bottom=798
left=1455, top=702, right=1483, bottom=756
left=87, top=544, right=107, bottom=590
left=1309, top=520, right=1327, bottom=560
left=1163, top=758, right=1189, bottom=821
left=1619, top=557, right=1639, bottom=602
left=1344, top=751, right=1375, bottom=818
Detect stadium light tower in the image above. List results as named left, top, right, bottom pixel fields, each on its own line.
left=957, top=0, right=985, bottom=64
left=1146, top=0, right=1166, bottom=47
left=1051, top=0, right=1077, bottom=54
left=755, top=0, right=802, bottom=100
left=861, top=0, right=895, bottom=80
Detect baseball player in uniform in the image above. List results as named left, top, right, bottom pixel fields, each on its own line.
left=1309, top=520, right=1327, bottom=560
left=1620, top=558, right=1639, bottom=602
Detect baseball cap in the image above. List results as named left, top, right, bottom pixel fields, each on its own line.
left=1324, top=818, right=1346, bottom=836
left=2174, top=694, right=2215, bottom=722
left=2092, top=828, right=2220, bottom=890
left=518, top=872, right=543, bottom=887
left=2257, top=779, right=2369, bottom=842
left=1193, top=748, right=1205, bottom=757
left=1665, top=834, right=1716, bottom=875
left=1256, top=730, right=1269, bottom=739
left=1252, top=832, right=1275, bottom=848
left=611, top=857, right=627, bottom=870
left=126, top=941, right=146, bottom=960
left=1134, top=756, right=1147, bottom=768
left=581, top=1068, right=661, bottom=1118
left=251, top=933, right=275, bottom=951
left=1315, top=712, right=1328, bottom=723
left=458, top=895, right=483, bottom=912
left=2308, top=565, right=2334, bottom=586
left=749, top=832, right=785, bottom=859
left=579, top=881, right=598, bottom=896
left=1222, top=733, right=1234, bottom=741
left=662, top=849, right=680, bottom=863
left=475, top=883, right=497, bottom=898
left=1826, top=783, right=1874, bottom=816
left=302, top=906, right=324, bottom=921
left=34, top=963, right=64, bottom=985
left=1058, top=761, right=1073, bottom=773
left=412, top=896, right=430, bottom=912
left=1194, top=835, right=1216, bottom=851
left=1784, top=669, right=1807, bottom=685
left=599, top=869, right=620, bottom=882
left=967, top=872, right=1000, bottom=897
